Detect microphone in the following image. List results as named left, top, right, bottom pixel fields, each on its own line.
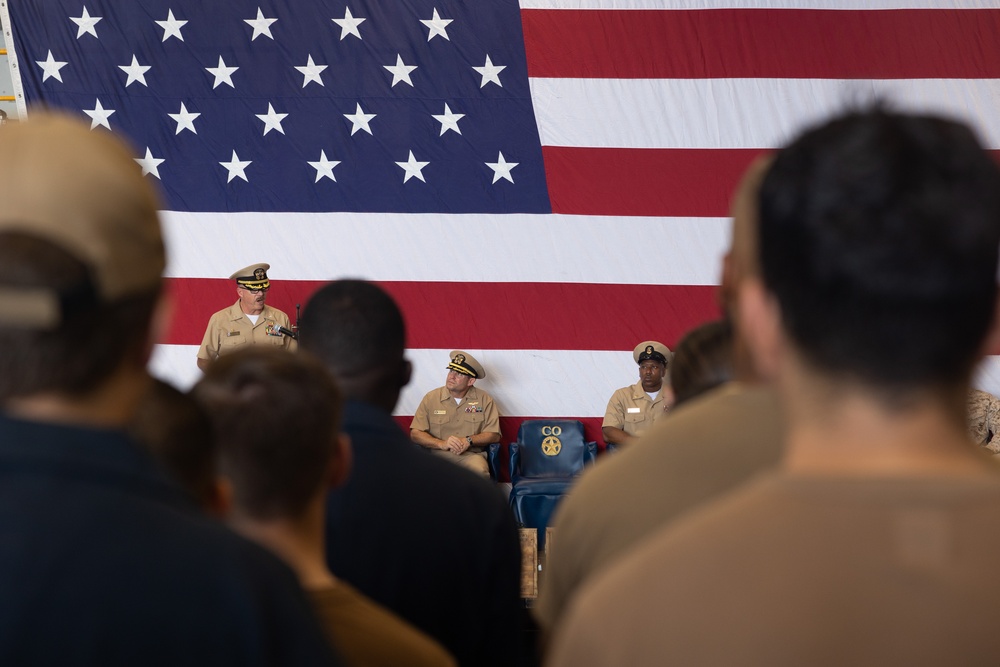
left=275, top=324, right=298, bottom=340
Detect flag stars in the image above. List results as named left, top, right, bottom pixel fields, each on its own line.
left=135, top=147, right=165, bottom=179
left=206, top=56, right=239, bottom=89
left=245, top=7, right=278, bottom=41
left=432, top=103, right=464, bottom=136
left=70, top=6, right=102, bottom=39
left=119, top=54, right=151, bottom=87
left=295, top=55, right=328, bottom=88
left=36, top=50, right=68, bottom=83
left=486, top=152, right=518, bottom=184
left=396, top=151, right=429, bottom=183
left=168, top=102, right=200, bottom=134
left=332, top=7, right=365, bottom=40
left=220, top=151, right=252, bottom=183
left=83, top=98, right=115, bottom=130
left=473, top=55, right=506, bottom=88
left=344, top=103, right=376, bottom=136
left=384, top=54, right=417, bottom=88
left=256, top=103, right=288, bottom=136
left=308, top=150, right=341, bottom=183
left=156, top=10, right=188, bottom=42
left=420, top=8, right=453, bottom=42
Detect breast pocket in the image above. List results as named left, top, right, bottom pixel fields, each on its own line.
left=624, top=411, right=647, bottom=425
left=220, top=334, right=247, bottom=351
left=429, top=413, right=450, bottom=426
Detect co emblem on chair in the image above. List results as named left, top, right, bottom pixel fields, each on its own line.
left=541, top=425, right=563, bottom=456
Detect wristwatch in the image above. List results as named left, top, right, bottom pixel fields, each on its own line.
left=466, top=436, right=473, bottom=447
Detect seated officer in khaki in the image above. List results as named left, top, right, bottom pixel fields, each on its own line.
left=410, top=351, right=501, bottom=477
left=196, top=263, right=295, bottom=371
left=602, top=341, right=673, bottom=448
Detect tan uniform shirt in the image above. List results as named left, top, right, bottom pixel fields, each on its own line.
left=549, top=469, right=1000, bottom=667
left=309, top=583, right=456, bottom=667
left=535, top=383, right=785, bottom=635
left=196, top=301, right=295, bottom=362
left=602, top=382, right=669, bottom=437
left=967, top=388, right=1000, bottom=454
left=409, top=386, right=500, bottom=445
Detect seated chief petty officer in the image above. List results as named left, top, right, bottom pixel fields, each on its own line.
left=196, top=263, right=296, bottom=371
left=602, top=341, right=673, bottom=448
left=410, top=351, right=501, bottom=478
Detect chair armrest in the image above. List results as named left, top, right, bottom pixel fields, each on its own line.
left=508, top=442, right=521, bottom=484
left=584, top=440, right=598, bottom=465
left=486, top=442, right=502, bottom=481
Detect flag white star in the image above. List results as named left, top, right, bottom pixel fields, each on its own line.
left=156, top=10, right=187, bottom=42
left=295, top=55, right=328, bottom=88
left=70, top=6, right=102, bottom=39
left=36, top=50, right=68, bottom=83
left=383, top=54, right=417, bottom=88
left=420, top=8, right=453, bottom=42
left=119, top=54, right=151, bottom=87
left=135, top=147, right=165, bottom=179
left=83, top=98, right=115, bottom=130
left=256, top=103, right=288, bottom=136
left=396, top=151, right=429, bottom=183
left=332, top=7, right=365, bottom=40
left=168, top=102, right=200, bottom=134
left=473, top=55, right=506, bottom=88
left=486, top=152, right=518, bottom=184
left=220, top=151, right=251, bottom=183
left=308, top=150, right=341, bottom=183
left=431, top=103, right=464, bottom=136
left=343, top=104, right=376, bottom=136
left=245, top=7, right=277, bottom=40
left=206, top=56, right=238, bottom=89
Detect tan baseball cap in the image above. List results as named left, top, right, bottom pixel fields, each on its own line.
left=0, top=111, right=165, bottom=328
left=447, top=350, right=486, bottom=379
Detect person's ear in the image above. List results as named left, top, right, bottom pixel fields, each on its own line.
left=328, top=432, right=353, bottom=489
left=205, top=476, right=234, bottom=519
left=141, top=288, right=174, bottom=365
left=737, top=276, right=784, bottom=382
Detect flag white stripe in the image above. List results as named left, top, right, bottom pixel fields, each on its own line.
left=531, top=78, right=1000, bottom=150
left=162, top=211, right=730, bottom=286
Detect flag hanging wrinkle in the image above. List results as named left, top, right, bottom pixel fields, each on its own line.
left=6, top=0, right=1000, bottom=441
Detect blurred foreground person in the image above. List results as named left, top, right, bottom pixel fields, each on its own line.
left=193, top=348, right=456, bottom=667
left=0, top=113, right=338, bottom=666
left=549, top=108, right=1000, bottom=666
left=299, top=280, right=523, bottom=667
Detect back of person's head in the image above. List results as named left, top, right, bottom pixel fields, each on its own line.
left=129, top=379, right=220, bottom=511
left=0, top=112, right=165, bottom=400
left=670, top=319, right=735, bottom=406
left=298, top=280, right=408, bottom=405
left=191, top=347, right=345, bottom=521
left=758, top=107, right=1000, bottom=393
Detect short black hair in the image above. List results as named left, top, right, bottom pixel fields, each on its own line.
left=758, top=108, right=1000, bottom=392
left=298, top=280, right=406, bottom=378
left=670, top=319, right=734, bottom=406
left=191, top=347, right=342, bottom=520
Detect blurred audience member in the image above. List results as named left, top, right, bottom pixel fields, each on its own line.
left=299, top=280, right=523, bottom=667
left=670, top=319, right=734, bottom=407
left=193, top=347, right=456, bottom=667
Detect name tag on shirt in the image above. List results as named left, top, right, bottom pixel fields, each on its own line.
left=433, top=410, right=447, bottom=415
left=226, top=330, right=242, bottom=337
left=627, top=408, right=641, bottom=413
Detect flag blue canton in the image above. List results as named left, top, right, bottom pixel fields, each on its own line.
left=9, top=0, right=552, bottom=214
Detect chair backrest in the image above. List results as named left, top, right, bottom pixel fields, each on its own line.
left=512, top=420, right=592, bottom=479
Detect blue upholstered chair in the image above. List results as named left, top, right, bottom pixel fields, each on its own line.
left=506, top=420, right=596, bottom=548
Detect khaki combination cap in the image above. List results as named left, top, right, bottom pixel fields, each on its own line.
left=230, top=263, right=271, bottom=290
left=633, top=341, right=672, bottom=366
left=0, top=111, right=165, bottom=328
left=447, top=350, right=485, bottom=379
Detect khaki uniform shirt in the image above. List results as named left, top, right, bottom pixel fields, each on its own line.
left=602, top=382, right=669, bottom=437
left=410, top=386, right=500, bottom=445
left=196, top=301, right=295, bottom=362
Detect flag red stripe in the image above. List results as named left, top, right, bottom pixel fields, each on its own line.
left=165, top=279, right=721, bottom=350
left=522, top=8, right=1000, bottom=79
left=543, top=146, right=765, bottom=217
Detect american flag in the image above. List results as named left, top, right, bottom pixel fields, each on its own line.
left=5, top=0, right=1000, bottom=445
